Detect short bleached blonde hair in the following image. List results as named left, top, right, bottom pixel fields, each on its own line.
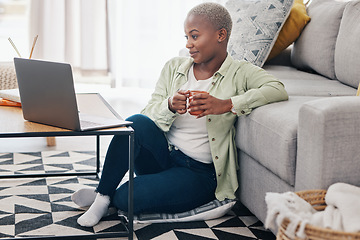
left=187, top=2, right=232, bottom=40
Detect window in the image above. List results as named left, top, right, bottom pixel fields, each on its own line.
left=0, top=0, right=29, bottom=62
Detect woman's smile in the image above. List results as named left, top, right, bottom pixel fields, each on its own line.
left=190, top=51, right=199, bottom=58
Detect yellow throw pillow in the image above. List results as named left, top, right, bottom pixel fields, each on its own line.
left=267, top=0, right=311, bottom=60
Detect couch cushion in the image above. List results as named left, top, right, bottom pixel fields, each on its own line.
left=226, top=0, right=293, bottom=67
left=335, top=1, right=360, bottom=88
left=291, top=0, right=348, bottom=80
left=124, top=199, right=236, bottom=224
left=263, top=65, right=357, bottom=96
left=236, top=96, right=321, bottom=186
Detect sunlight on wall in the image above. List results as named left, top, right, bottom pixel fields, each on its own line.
left=0, top=0, right=29, bottom=62
left=108, top=0, right=205, bottom=88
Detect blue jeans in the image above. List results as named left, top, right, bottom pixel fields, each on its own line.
left=97, top=114, right=217, bottom=214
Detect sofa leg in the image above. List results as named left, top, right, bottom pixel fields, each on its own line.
left=46, top=137, right=56, bottom=146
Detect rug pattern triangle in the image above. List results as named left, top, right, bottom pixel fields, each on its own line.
left=0, top=151, right=275, bottom=239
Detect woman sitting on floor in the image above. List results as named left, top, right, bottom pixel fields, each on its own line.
left=72, top=2, right=288, bottom=227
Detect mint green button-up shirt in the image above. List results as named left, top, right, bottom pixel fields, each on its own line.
left=141, top=54, right=288, bottom=201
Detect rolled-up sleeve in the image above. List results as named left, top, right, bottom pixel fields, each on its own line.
left=230, top=61, right=288, bottom=116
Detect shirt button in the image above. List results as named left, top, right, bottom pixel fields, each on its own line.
left=212, top=82, right=215, bottom=85
left=218, top=173, right=222, bottom=177
left=212, top=138, right=215, bottom=141
left=241, top=110, right=246, bottom=114
left=215, top=156, right=219, bottom=160
left=208, top=118, right=211, bottom=122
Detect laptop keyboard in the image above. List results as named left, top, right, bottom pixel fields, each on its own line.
left=78, top=112, right=131, bottom=130
left=80, top=120, right=104, bottom=128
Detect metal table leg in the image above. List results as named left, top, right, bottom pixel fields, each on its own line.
left=0, top=131, right=135, bottom=240
left=128, top=131, right=135, bottom=240
left=96, top=135, right=101, bottom=178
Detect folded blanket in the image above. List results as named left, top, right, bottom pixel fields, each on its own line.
left=325, top=182, right=360, bottom=232
left=265, top=191, right=315, bottom=238
left=310, top=205, right=343, bottom=231
left=265, top=183, right=360, bottom=239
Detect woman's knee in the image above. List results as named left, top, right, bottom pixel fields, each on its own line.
left=126, top=114, right=152, bottom=131
left=125, top=114, right=171, bottom=171
left=126, top=114, right=166, bottom=145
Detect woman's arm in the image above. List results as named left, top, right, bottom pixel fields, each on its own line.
left=188, top=61, right=288, bottom=118
left=230, top=61, right=288, bottom=116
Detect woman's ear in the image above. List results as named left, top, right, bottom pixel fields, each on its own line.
left=218, top=28, right=228, bottom=43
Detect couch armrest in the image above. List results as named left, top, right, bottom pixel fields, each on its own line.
left=295, top=96, right=360, bottom=191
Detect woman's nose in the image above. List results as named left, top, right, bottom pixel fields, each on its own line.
left=186, top=39, right=193, bottom=49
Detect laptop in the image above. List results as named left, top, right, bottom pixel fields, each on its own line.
left=13, top=57, right=132, bottom=131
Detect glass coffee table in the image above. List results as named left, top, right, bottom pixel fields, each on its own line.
left=0, top=93, right=134, bottom=240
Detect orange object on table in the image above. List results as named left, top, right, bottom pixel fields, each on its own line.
left=0, top=98, right=21, bottom=107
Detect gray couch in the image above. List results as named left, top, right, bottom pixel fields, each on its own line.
left=236, top=0, right=360, bottom=227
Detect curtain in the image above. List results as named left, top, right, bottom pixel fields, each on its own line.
left=29, top=0, right=108, bottom=74
left=107, top=0, right=204, bottom=88
left=29, top=0, right=226, bottom=88
left=107, top=0, right=227, bottom=88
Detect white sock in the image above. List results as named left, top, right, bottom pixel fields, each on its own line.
left=77, top=193, right=110, bottom=227
left=71, top=188, right=97, bottom=207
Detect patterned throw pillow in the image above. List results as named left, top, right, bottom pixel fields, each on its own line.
left=119, top=199, right=236, bottom=224
left=267, top=0, right=311, bottom=60
left=226, top=0, right=294, bottom=67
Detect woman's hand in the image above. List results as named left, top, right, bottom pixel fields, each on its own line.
left=189, top=92, right=232, bottom=118
left=168, top=90, right=190, bottom=114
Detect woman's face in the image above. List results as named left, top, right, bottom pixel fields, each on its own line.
left=184, top=14, right=221, bottom=64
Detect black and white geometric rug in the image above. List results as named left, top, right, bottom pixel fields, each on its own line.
left=0, top=151, right=275, bottom=239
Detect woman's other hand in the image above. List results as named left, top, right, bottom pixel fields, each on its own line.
left=189, top=93, right=232, bottom=118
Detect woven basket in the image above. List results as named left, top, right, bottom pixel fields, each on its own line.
left=276, top=189, right=360, bottom=240
left=0, top=63, right=18, bottom=90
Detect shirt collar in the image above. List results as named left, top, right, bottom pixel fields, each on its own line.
left=215, top=53, right=233, bottom=78
left=176, top=53, right=234, bottom=77
left=177, top=57, right=194, bottom=76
